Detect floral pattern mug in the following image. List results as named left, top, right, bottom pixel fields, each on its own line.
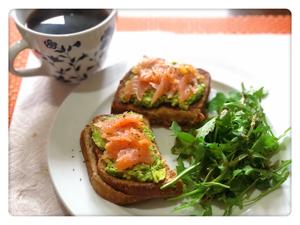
left=9, top=9, right=116, bottom=83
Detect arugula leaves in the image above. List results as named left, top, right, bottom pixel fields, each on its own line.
left=162, top=85, right=291, bottom=216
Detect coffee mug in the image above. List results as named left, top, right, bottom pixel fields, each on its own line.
left=9, top=9, right=116, bottom=83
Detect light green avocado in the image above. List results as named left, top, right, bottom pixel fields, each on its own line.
left=104, top=154, right=166, bottom=183
left=121, top=78, right=206, bottom=110
left=142, top=126, right=155, bottom=141
left=91, top=126, right=105, bottom=150
left=91, top=114, right=166, bottom=183
left=182, top=83, right=206, bottom=109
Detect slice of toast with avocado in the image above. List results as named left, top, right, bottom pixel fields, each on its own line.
left=111, top=57, right=211, bottom=129
left=80, top=112, right=182, bottom=205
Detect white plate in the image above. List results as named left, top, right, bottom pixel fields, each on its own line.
left=47, top=61, right=290, bottom=216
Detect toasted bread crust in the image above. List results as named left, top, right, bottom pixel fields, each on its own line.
left=80, top=125, right=150, bottom=205
left=97, top=159, right=182, bottom=196
left=111, top=68, right=211, bottom=129
left=80, top=115, right=183, bottom=205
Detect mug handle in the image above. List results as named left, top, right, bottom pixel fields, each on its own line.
left=9, top=39, right=45, bottom=77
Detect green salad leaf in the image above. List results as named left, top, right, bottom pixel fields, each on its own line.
left=162, top=84, right=291, bottom=216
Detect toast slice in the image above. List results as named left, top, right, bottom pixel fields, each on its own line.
left=80, top=113, right=182, bottom=205
left=111, top=61, right=211, bottom=129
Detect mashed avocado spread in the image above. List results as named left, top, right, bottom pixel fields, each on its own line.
left=91, top=118, right=166, bottom=183
left=104, top=154, right=166, bottom=183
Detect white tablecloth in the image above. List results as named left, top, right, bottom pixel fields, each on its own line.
left=9, top=32, right=290, bottom=215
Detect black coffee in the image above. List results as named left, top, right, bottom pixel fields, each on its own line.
left=25, top=9, right=109, bottom=34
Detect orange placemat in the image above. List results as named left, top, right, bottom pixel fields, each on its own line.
left=9, top=15, right=291, bottom=124
left=116, top=15, right=291, bottom=34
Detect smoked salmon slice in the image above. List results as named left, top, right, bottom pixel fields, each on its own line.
left=96, top=113, right=154, bottom=171
left=122, top=57, right=203, bottom=105
left=178, top=72, right=196, bottom=102
left=152, top=73, right=172, bottom=104
left=116, top=147, right=153, bottom=171
left=98, top=113, right=143, bottom=139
